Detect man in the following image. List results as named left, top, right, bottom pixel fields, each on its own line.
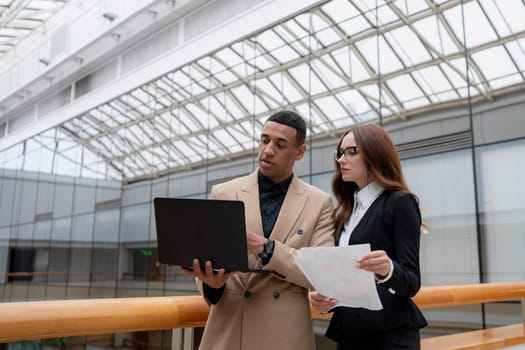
left=183, top=110, right=335, bottom=350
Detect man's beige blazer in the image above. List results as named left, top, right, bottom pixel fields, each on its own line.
left=197, top=170, right=335, bottom=350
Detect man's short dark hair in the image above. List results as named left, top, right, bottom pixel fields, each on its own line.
left=266, top=110, right=306, bottom=146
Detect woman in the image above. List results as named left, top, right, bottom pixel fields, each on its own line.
left=310, top=123, right=427, bottom=349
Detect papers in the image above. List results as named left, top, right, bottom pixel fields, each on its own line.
left=295, top=243, right=383, bottom=311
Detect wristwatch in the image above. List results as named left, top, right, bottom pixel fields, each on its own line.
left=258, top=239, right=275, bottom=265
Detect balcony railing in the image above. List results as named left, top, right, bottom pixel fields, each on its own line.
left=1, top=281, right=525, bottom=349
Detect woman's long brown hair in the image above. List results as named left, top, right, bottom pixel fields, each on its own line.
left=331, top=123, right=417, bottom=235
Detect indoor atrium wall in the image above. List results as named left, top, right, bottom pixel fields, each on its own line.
left=1, top=94, right=524, bottom=334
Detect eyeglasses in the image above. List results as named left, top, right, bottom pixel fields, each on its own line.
left=334, top=146, right=358, bottom=160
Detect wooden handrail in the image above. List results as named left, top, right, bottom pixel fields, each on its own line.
left=1, top=281, right=524, bottom=343
left=412, top=281, right=525, bottom=309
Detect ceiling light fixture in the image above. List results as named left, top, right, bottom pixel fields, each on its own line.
left=39, top=57, right=50, bottom=66
left=102, top=11, right=117, bottom=21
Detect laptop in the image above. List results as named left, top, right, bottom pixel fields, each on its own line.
left=153, top=197, right=250, bottom=272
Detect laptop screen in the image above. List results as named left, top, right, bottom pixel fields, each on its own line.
left=153, top=197, right=249, bottom=272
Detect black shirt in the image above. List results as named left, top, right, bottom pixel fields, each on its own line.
left=258, top=171, right=293, bottom=238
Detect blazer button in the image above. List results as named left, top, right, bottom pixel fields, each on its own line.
left=244, top=290, right=252, bottom=298
left=273, top=291, right=280, bottom=299
left=297, top=229, right=304, bottom=235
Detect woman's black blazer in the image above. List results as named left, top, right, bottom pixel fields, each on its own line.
left=326, top=190, right=427, bottom=341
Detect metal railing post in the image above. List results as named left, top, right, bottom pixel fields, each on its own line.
left=521, top=299, right=525, bottom=322
left=172, top=328, right=194, bottom=350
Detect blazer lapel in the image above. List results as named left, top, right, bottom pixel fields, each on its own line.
left=349, top=192, right=387, bottom=244
left=238, top=171, right=263, bottom=235
left=236, top=171, right=262, bottom=285
left=269, top=176, right=307, bottom=243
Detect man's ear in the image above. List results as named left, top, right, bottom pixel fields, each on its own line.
left=296, top=143, right=307, bottom=160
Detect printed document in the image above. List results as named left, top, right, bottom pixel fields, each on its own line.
left=295, top=243, right=382, bottom=311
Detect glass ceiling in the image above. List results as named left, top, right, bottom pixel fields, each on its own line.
left=2, top=0, right=525, bottom=182
left=0, top=0, right=70, bottom=57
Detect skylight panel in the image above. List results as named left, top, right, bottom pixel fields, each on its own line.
left=330, top=46, right=368, bottom=83
left=248, top=52, right=273, bottom=72
left=215, top=47, right=245, bottom=67
left=184, top=137, right=207, bottom=161
left=333, top=90, right=369, bottom=116
left=386, top=74, right=425, bottom=104
left=221, top=93, right=246, bottom=119
left=321, top=0, right=359, bottom=27
left=357, top=36, right=404, bottom=75
left=392, top=0, right=429, bottom=16
left=126, top=124, right=147, bottom=145
left=171, top=140, right=195, bottom=164
left=207, top=96, right=227, bottom=122
left=171, top=70, right=193, bottom=89
left=311, top=58, right=347, bottom=90
left=230, top=84, right=269, bottom=115
left=472, top=46, right=521, bottom=89
left=231, top=41, right=258, bottom=61
left=268, top=42, right=301, bottom=65
left=303, top=10, right=332, bottom=34
left=442, top=2, right=497, bottom=49
left=288, top=64, right=328, bottom=95
left=210, top=128, right=237, bottom=148
left=412, top=16, right=458, bottom=56
left=237, top=120, right=259, bottom=143
left=98, top=135, right=117, bottom=155
left=228, top=59, right=256, bottom=79
left=283, top=16, right=310, bottom=39
left=75, top=119, right=99, bottom=138
left=304, top=13, right=339, bottom=47
left=185, top=64, right=207, bottom=85
left=314, top=95, right=350, bottom=123
left=337, top=8, right=371, bottom=38
left=145, top=152, right=167, bottom=170
left=141, top=122, right=161, bottom=146
left=273, top=24, right=304, bottom=48
left=129, top=87, right=150, bottom=103
left=357, top=0, right=399, bottom=26
left=412, top=66, right=454, bottom=101
left=359, top=84, right=394, bottom=115
left=257, top=30, right=286, bottom=52
left=293, top=103, right=327, bottom=131
left=386, top=26, right=432, bottom=66
left=506, top=40, right=525, bottom=72
left=253, top=77, right=286, bottom=107
left=212, top=67, right=238, bottom=85
left=184, top=103, right=210, bottom=129
left=268, top=72, right=304, bottom=103
left=440, top=61, right=468, bottom=91
left=313, top=24, right=341, bottom=48
left=156, top=77, right=173, bottom=93
left=225, top=124, right=252, bottom=146
left=481, top=0, right=525, bottom=35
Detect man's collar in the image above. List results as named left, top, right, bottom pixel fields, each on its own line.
left=258, top=171, right=293, bottom=192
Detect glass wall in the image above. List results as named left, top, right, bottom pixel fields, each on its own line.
left=1, top=120, right=525, bottom=346
left=477, top=139, right=525, bottom=283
